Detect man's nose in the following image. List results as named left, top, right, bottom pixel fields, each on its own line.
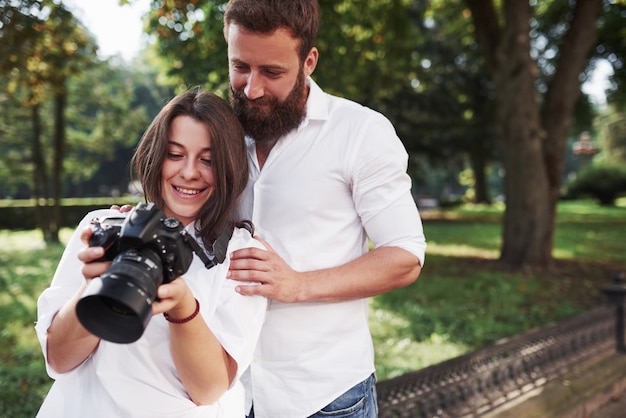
left=244, top=72, right=264, bottom=100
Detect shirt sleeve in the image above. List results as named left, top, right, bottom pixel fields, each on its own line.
left=201, top=228, right=268, bottom=387
left=35, top=209, right=122, bottom=379
left=352, top=112, right=427, bottom=265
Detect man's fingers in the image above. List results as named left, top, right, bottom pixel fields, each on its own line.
left=235, top=284, right=265, bottom=297
left=230, top=246, right=267, bottom=261
left=109, top=204, right=133, bottom=212
left=252, top=236, right=273, bottom=251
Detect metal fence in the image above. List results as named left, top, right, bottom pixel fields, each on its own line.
left=376, top=305, right=618, bottom=418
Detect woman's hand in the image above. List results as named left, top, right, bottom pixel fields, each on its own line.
left=76, top=226, right=111, bottom=280
left=160, top=277, right=236, bottom=405
left=152, top=278, right=196, bottom=318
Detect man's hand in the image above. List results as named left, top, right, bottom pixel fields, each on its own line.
left=110, top=204, right=134, bottom=213
left=227, top=237, right=304, bottom=303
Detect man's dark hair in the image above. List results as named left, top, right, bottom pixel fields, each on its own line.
left=224, top=0, right=320, bottom=62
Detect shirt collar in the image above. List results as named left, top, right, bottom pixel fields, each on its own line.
left=305, top=77, right=329, bottom=123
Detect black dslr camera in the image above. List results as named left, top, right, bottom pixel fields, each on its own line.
left=76, top=202, right=217, bottom=344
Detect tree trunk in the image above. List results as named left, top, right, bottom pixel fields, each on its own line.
left=495, top=0, right=552, bottom=267
left=30, top=103, right=52, bottom=241
left=540, top=0, right=602, bottom=260
left=466, top=0, right=602, bottom=268
left=468, top=138, right=491, bottom=204
left=48, top=86, right=67, bottom=245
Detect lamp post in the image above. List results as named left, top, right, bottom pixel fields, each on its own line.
left=602, top=272, right=626, bottom=353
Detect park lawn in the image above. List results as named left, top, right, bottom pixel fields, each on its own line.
left=0, top=199, right=625, bottom=415
left=371, top=199, right=626, bottom=379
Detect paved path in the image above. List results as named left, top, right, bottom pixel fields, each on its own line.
left=590, top=389, right=626, bottom=418
left=489, top=352, right=626, bottom=418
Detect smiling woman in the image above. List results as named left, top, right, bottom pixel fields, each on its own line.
left=65, top=0, right=151, bottom=61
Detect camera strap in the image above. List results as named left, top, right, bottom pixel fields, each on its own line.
left=185, top=226, right=234, bottom=270
left=210, top=226, right=234, bottom=264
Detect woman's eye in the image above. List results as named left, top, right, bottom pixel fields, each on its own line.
left=167, top=152, right=183, bottom=160
left=201, top=158, right=212, bottom=165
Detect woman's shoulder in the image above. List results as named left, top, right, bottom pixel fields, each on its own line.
left=229, top=225, right=264, bottom=252
left=79, top=208, right=127, bottom=224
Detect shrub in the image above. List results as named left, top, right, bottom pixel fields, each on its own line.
left=568, top=163, right=626, bottom=206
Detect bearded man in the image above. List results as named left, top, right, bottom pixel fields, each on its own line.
left=224, top=1, right=427, bottom=417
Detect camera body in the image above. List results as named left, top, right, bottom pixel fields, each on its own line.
left=76, top=202, right=206, bottom=344
left=88, top=202, right=194, bottom=282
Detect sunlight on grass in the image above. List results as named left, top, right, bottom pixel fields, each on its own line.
left=425, top=242, right=499, bottom=258
left=369, top=307, right=467, bottom=380
left=0, top=229, right=73, bottom=249
left=552, top=248, right=573, bottom=258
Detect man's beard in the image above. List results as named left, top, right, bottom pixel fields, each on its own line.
left=230, top=72, right=308, bottom=144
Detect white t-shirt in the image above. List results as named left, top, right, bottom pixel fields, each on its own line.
left=237, top=79, right=427, bottom=417
left=35, top=209, right=267, bottom=418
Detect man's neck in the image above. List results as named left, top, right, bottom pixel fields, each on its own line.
left=255, top=139, right=278, bottom=169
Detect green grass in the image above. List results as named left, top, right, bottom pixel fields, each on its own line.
left=0, top=229, right=72, bottom=417
left=370, top=199, right=626, bottom=379
left=0, top=199, right=625, bottom=416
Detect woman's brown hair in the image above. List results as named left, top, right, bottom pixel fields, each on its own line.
left=131, top=88, right=249, bottom=250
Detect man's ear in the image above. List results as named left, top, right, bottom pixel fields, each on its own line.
left=303, top=47, right=318, bottom=78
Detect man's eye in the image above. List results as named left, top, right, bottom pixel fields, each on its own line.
left=265, top=70, right=282, bottom=78
left=232, top=63, right=248, bottom=71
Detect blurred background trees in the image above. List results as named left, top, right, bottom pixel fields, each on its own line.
left=1, top=0, right=625, bottom=267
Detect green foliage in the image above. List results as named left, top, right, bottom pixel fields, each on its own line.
left=62, top=63, right=150, bottom=186
left=315, top=0, right=417, bottom=102
left=145, top=0, right=229, bottom=92
left=0, top=78, right=32, bottom=197
left=0, top=0, right=99, bottom=99
left=596, top=109, right=626, bottom=165
left=568, top=163, right=626, bottom=205
left=0, top=1, right=157, bottom=208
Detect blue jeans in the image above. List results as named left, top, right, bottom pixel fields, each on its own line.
left=247, top=373, right=378, bottom=418
left=309, top=373, right=378, bottom=417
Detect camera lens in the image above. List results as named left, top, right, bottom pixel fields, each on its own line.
left=76, top=248, right=164, bottom=344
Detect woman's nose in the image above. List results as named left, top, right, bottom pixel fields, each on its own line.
left=180, top=160, right=200, bottom=179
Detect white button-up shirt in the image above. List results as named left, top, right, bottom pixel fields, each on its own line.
left=35, top=210, right=267, bottom=418
left=238, top=78, right=426, bottom=417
